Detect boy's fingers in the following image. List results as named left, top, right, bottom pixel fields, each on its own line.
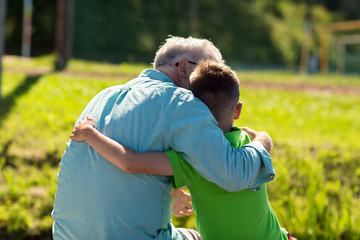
left=240, top=127, right=257, bottom=139
left=184, top=209, right=193, bottom=215
left=240, top=126, right=250, bottom=131
left=240, top=127, right=252, bottom=134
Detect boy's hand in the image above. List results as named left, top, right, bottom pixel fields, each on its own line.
left=240, top=127, right=273, bottom=153
left=171, top=188, right=193, bottom=217
left=70, top=116, right=96, bottom=142
left=240, top=127, right=257, bottom=140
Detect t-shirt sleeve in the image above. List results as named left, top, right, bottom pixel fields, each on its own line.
left=166, top=150, right=200, bottom=190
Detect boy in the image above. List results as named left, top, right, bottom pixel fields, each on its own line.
left=71, top=61, right=294, bottom=240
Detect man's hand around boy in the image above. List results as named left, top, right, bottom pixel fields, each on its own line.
left=171, top=188, right=193, bottom=217
left=240, top=127, right=273, bottom=153
left=70, top=116, right=96, bottom=142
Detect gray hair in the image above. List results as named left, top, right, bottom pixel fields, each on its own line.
left=152, top=36, right=223, bottom=69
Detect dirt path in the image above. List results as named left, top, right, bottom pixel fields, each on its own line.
left=241, top=81, right=360, bottom=95
left=4, top=67, right=360, bottom=95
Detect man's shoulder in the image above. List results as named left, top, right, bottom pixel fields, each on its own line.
left=130, top=69, right=194, bottom=97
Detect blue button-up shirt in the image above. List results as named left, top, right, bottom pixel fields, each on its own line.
left=52, top=69, right=275, bottom=239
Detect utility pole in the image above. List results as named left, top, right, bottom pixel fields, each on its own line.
left=0, top=0, right=7, bottom=101
left=22, top=0, right=33, bottom=58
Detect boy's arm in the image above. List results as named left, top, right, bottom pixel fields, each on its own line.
left=70, top=116, right=173, bottom=176
left=72, top=117, right=193, bottom=216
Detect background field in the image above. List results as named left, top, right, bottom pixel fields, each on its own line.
left=0, top=56, right=360, bottom=239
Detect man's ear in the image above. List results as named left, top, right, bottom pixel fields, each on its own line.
left=176, top=59, right=190, bottom=77
left=176, top=59, right=191, bottom=88
left=234, top=102, right=242, bottom=120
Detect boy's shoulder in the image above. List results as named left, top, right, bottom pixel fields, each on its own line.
left=225, top=127, right=252, bottom=148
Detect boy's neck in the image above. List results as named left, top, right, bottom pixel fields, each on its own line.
left=218, top=121, right=234, bottom=134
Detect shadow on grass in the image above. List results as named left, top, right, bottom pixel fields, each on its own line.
left=0, top=73, right=43, bottom=128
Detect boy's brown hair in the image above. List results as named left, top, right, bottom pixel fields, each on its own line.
left=189, top=60, right=240, bottom=122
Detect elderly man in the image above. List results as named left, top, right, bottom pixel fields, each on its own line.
left=52, top=36, right=275, bottom=239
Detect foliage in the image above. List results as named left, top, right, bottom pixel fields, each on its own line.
left=254, top=1, right=335, bottom=67
left=7, top=0, right=360, bottom=69
left=1, top=58, right=360, bottom=239
left=68, top=0, right=337, bottom=67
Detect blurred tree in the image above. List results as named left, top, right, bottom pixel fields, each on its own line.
left=55, top=0, right=74, bottom=70
left=198, top=0, right=284, bottom=65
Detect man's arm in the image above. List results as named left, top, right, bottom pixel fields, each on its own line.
left=168, top=96, right=275, bottom=192
left=70, top=116, right=173, bottom=176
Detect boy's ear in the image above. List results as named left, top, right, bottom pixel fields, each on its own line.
left=234, top=102, right=242, bottom=120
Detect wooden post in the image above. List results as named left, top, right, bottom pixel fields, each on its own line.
left=320, top=20, right=360, bottom=74
left=320, top=27, right=329, bottom=74
left=299, top=0, right=312, bottom=74
left=55, top=0, right=74, bottom=70
left=335, top=35, right=360, bottom=74
left=0, top=0, right=7, bottom=101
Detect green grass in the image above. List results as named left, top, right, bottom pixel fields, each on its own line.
left=3, top=55, right=151, bottom=76
left=67, top=59, right=151, bottom=75
left=1, top=56, right=360, bottom=239
left=238, top=87, right=360, bottom=149
left=3, top=55, right=55, bottom=71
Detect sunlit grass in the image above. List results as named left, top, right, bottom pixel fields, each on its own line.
left=237, top=70, right=360, bottom=87
left=1, top=57, right=360, bottom=239
left=237, top=86, right=360, bottom=149
left=2, top=55, right=55, bottom=72
left=67, top=59, right=151, bottom=75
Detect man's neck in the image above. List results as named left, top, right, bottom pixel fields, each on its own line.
left=156, top=66, right=180, bottom=86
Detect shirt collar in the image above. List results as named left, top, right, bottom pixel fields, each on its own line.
left=139, top=69, right=176, bottom=85
left=224, top=127, right=252, bottom=149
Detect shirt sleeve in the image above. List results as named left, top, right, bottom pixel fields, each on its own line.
left=167, top=94, right=275, bottom=192
left=166, top=150, right=201, bottom=190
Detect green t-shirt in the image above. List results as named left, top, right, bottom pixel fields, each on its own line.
left=166, top=127, right=288, bottom=240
